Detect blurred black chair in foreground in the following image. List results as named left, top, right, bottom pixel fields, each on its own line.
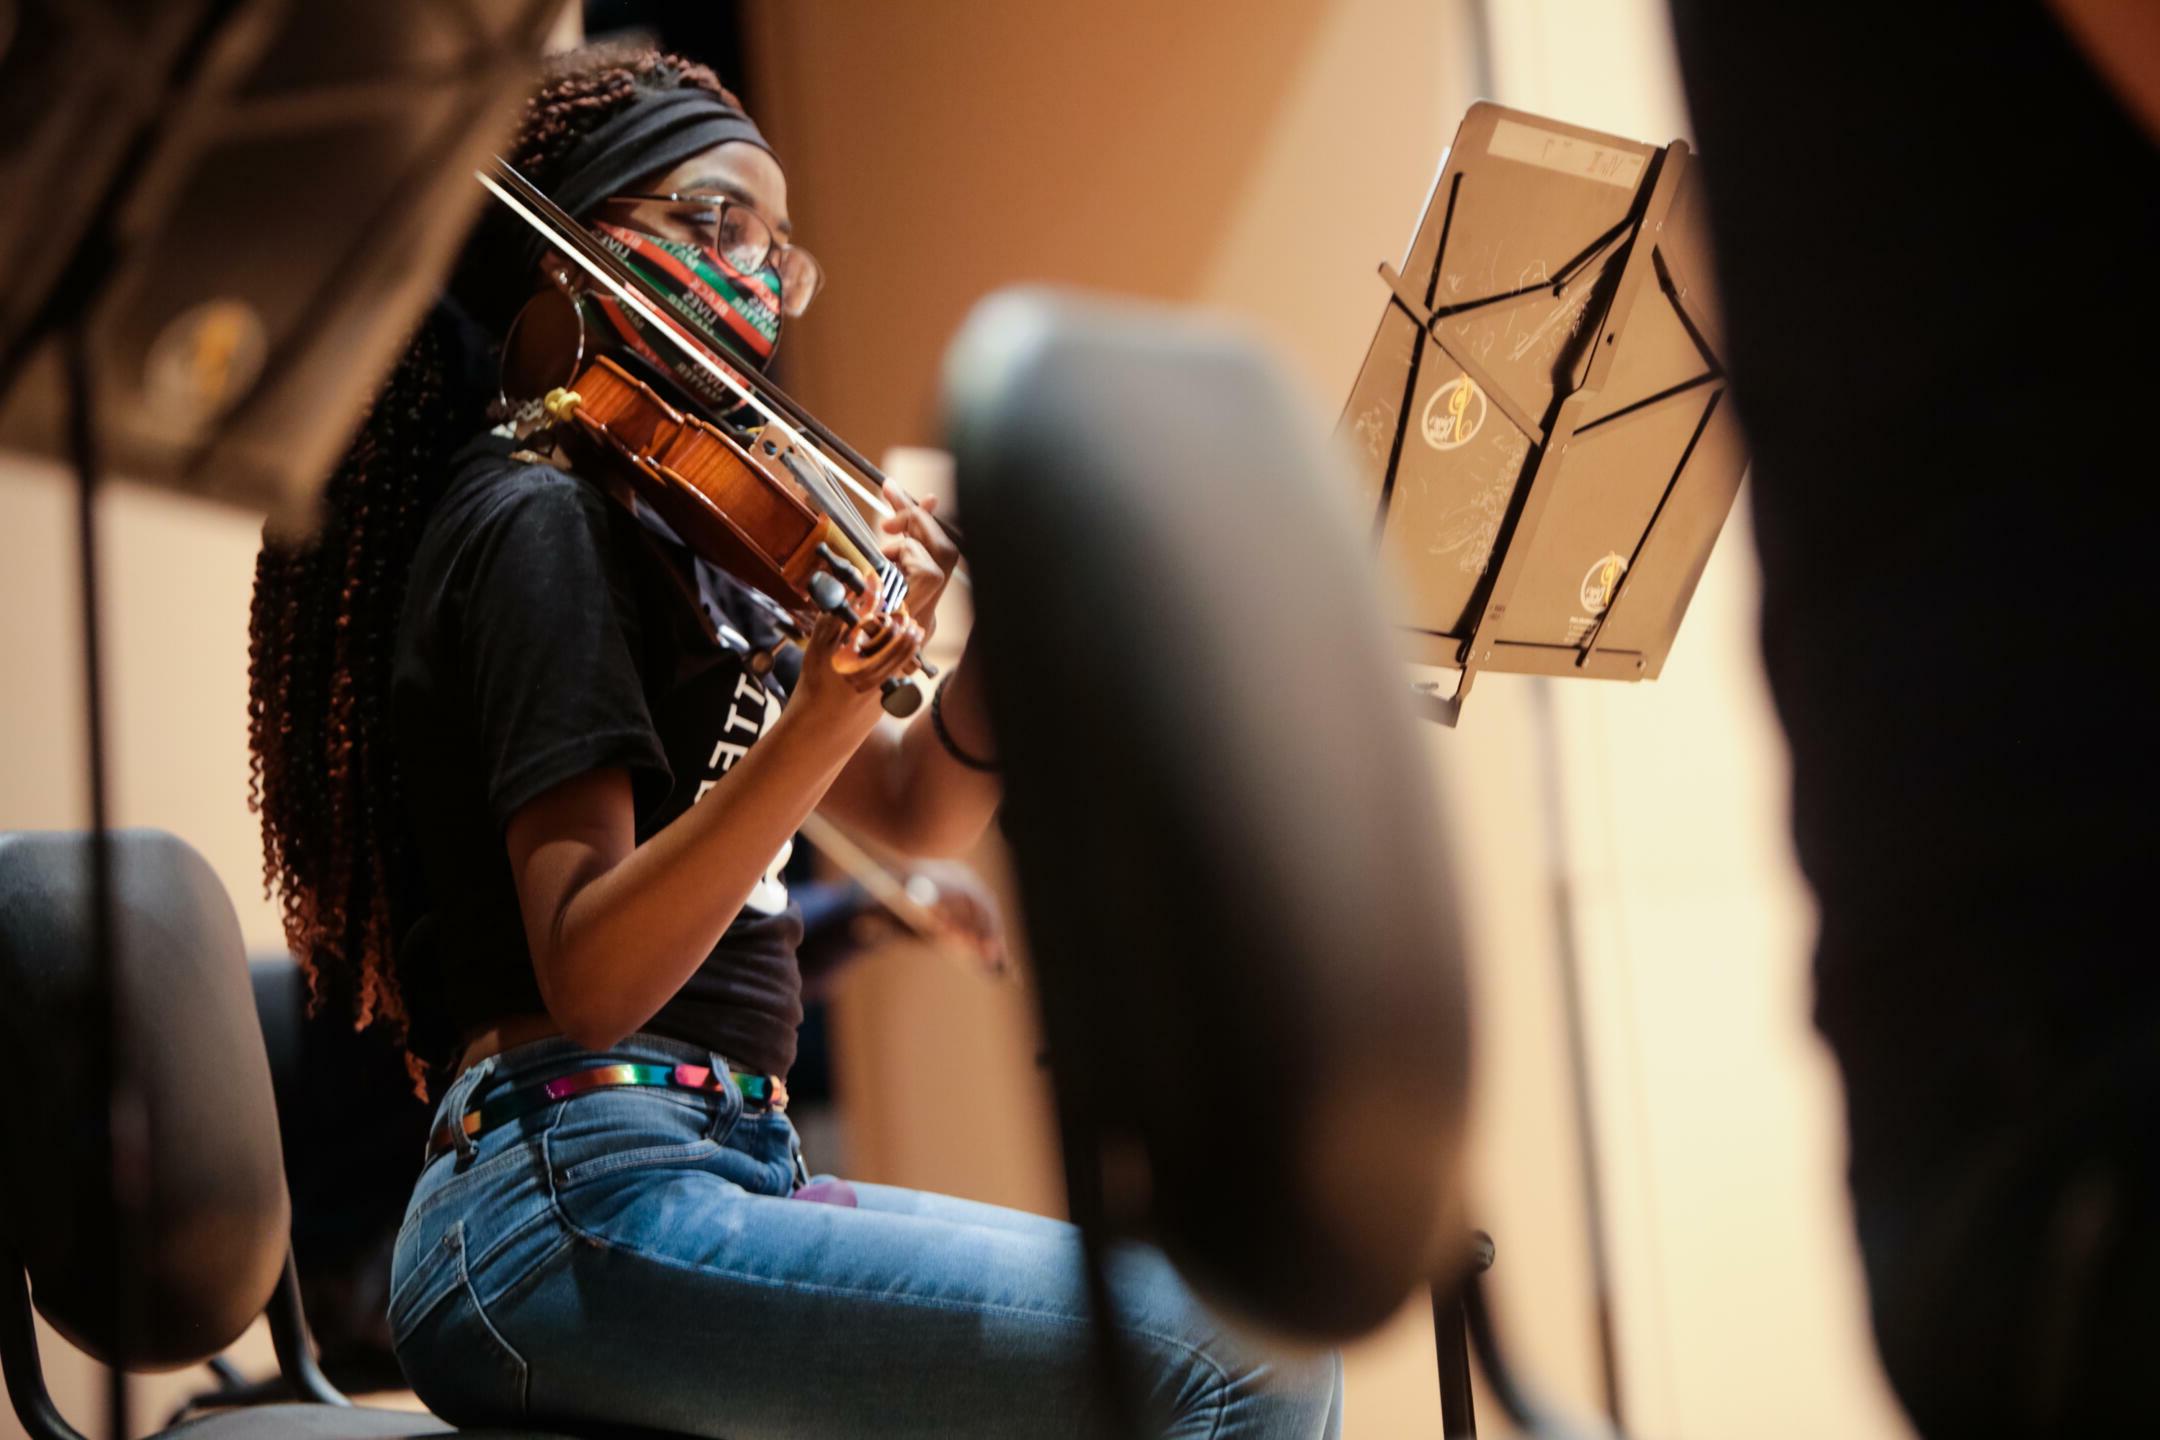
left=1665, top=6, right=2160, bottom=1433
left=946, top=292, right=1475, bottom=1356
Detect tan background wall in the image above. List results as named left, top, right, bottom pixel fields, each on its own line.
left=1, top=2, right=1907, bottom=1437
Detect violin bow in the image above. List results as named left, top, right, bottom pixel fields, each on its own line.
left=795, top=813, right=1006, bottom=982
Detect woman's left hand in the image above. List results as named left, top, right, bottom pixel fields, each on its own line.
left=855, top=858, right=1009, bottom=977
left=877, top=482, right=961, bottom=633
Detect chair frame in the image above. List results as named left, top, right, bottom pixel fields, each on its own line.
left=2, top=1243, right=347, bottom=1440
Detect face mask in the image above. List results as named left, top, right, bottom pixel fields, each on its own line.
left=589, top=221, right=783, bottom=418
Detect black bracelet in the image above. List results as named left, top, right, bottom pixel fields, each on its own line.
left=929, top=675, right=999, bottom=772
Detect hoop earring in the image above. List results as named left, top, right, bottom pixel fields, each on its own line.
left=492, top=269, right=589, bottom=434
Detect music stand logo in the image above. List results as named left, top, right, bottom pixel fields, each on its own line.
left=1580, top=552, right=1628, bottom=614
left=1421, top=377, right=1486, bottom=451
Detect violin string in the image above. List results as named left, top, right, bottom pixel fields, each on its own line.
left=775, top=445, right=902, bottom=603
left=479, top=165, right=892, bottom=560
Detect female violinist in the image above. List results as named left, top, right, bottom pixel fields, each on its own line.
left=247, top=44, right=1341, bottom=1440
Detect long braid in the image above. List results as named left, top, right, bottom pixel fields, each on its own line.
left=246, top=46, right=743, bottom=1088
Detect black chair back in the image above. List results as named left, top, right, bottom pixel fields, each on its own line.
left=947, top=292, right=1473, bottom=1342
left=0, top=830, right=288, bottom=1369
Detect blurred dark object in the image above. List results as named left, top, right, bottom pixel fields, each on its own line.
left=946, top=290, right=1471, bottom=1345
left=582, top=1, right=745, bottom=94
left=0, top=0, right=562, bottom=525
left=1337, top=102, right=1746, bottom=722
left=1665, top=5, right=2160, bottom=1434
left=790, top=858, right=872, bottom=1000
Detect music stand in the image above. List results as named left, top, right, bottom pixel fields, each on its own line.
left=1337, top=102, right=1747, bottom=724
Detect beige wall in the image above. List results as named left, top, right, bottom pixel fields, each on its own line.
left=2, top=3, right=1907, bottom=1438
left=0, top=458, right=281, bottom=949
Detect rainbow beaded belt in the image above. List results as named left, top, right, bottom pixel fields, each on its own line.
left=427, top=1062, right=787, bottom=1161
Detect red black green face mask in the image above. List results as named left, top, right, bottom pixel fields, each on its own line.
left=590, top=221, right=781, bottom=418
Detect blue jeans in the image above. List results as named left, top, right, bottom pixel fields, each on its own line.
left=389, top=1034, right=1343, bottom=1438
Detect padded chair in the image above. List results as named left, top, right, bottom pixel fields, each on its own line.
left=0, top=828, right=656, bottom=1440
left=945, top=291, right=1472, bottom=1341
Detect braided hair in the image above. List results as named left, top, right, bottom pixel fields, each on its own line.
left=247, top=46, right=745, bottom=1086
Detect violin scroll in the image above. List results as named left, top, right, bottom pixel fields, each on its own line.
left=806, top=569, right=928, bottom=716
left=848, top=613, right=930, bottom=717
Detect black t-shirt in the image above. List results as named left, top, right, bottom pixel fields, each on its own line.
left=391, top=433, right=807, bottom=1076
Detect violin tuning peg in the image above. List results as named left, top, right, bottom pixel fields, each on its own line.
left=807, top=571, right=849, bottom=615
left=814, top=543, right=869, bottom=596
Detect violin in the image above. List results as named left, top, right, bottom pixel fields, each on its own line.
left=478, top=157, right=939, bottom=716
left=473, top=157, right=1015, bottom=988
left=538, top=352, right=929, bottom=710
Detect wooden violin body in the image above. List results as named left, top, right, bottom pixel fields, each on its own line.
left=481, top=158, right=938, bottom=711
left=540, top=355, right=927, bottom=706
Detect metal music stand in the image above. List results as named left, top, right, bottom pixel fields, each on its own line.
left=1341, top=102, right=1752, bottom=1440
left=1337, top=102, right=1748, bottom=725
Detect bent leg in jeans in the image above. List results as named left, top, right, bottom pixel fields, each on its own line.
left=390, top=1036, right=1343, bottom=1439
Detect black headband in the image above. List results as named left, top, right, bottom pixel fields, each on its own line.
left=525, top=87, right=774, bottom=268
left=551, top=87, right=773, bottom=216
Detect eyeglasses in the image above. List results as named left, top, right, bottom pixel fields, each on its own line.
left=610, top=191, right=824, bottom=317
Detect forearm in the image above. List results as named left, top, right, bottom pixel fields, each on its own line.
left=531, top=702, right=878, bottom=1048
left=895, top=647, right=1001, bottom=853
left=824, top=636, right=1001, bottom=857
